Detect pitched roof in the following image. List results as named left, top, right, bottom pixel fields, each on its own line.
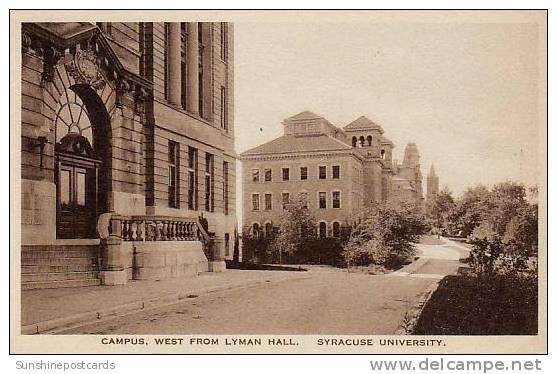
left=343, top=116, right=384, bottom=133
left=283, top=111, right=324, bottom=123
left=379, top=135, right=394, bottom=145
left=241, top=134, right=352, bottom=156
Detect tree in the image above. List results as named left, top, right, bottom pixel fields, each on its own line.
left=426, top=186, right=456, bottom=236
left=343, top=201, right=428, bottom=268
left=451, top=185, right=493, bottom=237
left=268, top=197, right=317, bottom=264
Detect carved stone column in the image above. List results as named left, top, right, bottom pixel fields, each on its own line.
left=186, top=22, right=199, bottom=114
left=167, top=22, right=182, bottom=106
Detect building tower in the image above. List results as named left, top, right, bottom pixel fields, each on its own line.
left=427, top=164, right=440, bottom=201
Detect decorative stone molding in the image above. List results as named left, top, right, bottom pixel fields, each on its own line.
left=22, top=23, right=153, bottom=113
left=65, top=48, right=106, bottom=90
left=41, top=46, right=63, bottom=85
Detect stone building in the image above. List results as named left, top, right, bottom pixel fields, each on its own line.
left=426, top=164, right=440, bottom=201
left=391, top=143, right=425, bottom=210
left=240, top=111, right=425, bottom=249
left=20, top=22, right=236, bottom=289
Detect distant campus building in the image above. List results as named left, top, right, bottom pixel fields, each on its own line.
left=426, top=164, right=440, bottom=201
left=20, top=22, right=236, bottom=289
left=240, top=111, right=432, bottom=244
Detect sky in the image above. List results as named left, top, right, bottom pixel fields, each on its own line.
left=232, top=14, right=544, bottom=196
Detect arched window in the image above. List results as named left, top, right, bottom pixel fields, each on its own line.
left=265, top=222, right=273, bottom=237
left=352, top=137, right=357, bottom=147
left=332, top=222, right=341, bottom=238
left=359, top=136, right=365, bottom=148
left=319, top=221, right=327, bottom=238
left=252, top=223, right=260, bottom=238
left=381, top=149, right=385, bottom=159
left=55, top=88, right=94, bottom=146
left=367, top=135, right=372, bottom=146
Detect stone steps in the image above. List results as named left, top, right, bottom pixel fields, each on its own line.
left=22, top=263, right=99, bottom=274
left=21, top=244, right=101, bottom=290
left=22, top=271, right=100, bottom=283
left=22, top=278, right=101, bottom=290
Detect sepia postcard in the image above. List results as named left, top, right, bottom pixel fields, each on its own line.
left=9, top=9, right=547, bottom=354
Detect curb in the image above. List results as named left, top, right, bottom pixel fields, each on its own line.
left=389, top=257, right=429, bottom=277
left=394, top=281, right=439, bottom=335
left=22, top=273, right=311, bottom=335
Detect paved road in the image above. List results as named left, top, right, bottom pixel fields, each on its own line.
left=63, top=239, right=468, bottom=335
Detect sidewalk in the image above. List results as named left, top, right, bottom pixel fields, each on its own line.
left=20, top=269, right=310, bottom=334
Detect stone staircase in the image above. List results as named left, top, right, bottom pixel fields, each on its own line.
left=21, top=244, right=101, bottom=290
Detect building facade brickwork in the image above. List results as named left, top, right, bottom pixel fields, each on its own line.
left=240, top=111, right=425, bottom=243
left=20, top=22, right=236, bottom=288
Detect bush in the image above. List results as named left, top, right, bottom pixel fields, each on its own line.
left=343, top=201, right=427, bottom=268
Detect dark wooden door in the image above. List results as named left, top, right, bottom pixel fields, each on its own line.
left=57, top=162, right=98, bottom=239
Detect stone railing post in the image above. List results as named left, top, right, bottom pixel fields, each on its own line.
left=98, top=213, right=129, bottom=286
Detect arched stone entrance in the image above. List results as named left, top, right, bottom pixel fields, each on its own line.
left=54, top=84, right=111, bottom=239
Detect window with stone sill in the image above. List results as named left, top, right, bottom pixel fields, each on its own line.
left=319, top=192, right=327, bottom=209
left=282, top=167, right=290, bottom=181
left=264, top=193, right=272, bottom=210
left=319, top=165, right=327, bottom=179
left=332, top=191, right=341, bottom=209
left=168, top=140, right=180, bottom=208
left=282, top=192, right=290, bottom=209
left=187, top=146, right=198, bottom=210
left=332, top=165, right=340, bottom=179
left=300, top=166, right=308, bottom=180
left=252, top=169, right=260, bottom=183
left=264, top=168, right=272, bottom=182
left=252, top=193, right=260, bottom=211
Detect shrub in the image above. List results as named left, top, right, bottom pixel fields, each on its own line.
left=343, top=201, right=428, bottom=268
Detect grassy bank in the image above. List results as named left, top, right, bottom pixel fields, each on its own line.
left=414, top=274, right=537, bottom=335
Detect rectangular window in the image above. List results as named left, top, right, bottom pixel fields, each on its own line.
left=164, top=23, right=170, bottom=101
left=223, top=161, right=229, bottom=215
left=252, top=169, right=260, bottom=183
left=139, top=23, right=147, bottom=78
left=282, top=167, right=290, bottom=181
left=188, top=147, right=198, bottom=210
left=282, top=192, right=290, bottom=209
left=332, top=191, right=341, bottom=209
left=220, top=22, right=228, bottom=61
left=220, top=86, right=227, bottom=130
left=224, top=233, right=230, bottom=256
left=332, top=165, right=340, bottom=179
left=181, top=22, right=188, bottom=110
left=300, top=166, right=308, bottom=180
left=205, top=153, right=214, bottom=211
left=319, top=192, right=327, bottom=209
left=168, top=141, right=180, bottom=208
left=264, top=193, right=272, bottom=210
left=198, top=23, right=204, bottom=118
left=299, top=192, right=308, bottom=209
left=319, top=165, right=327, bottom=179
left=252, top=193, right=260, bottom=211
left=264, top=168, right=272, bottom=182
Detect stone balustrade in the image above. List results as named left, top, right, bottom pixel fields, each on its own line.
left=107, top=214, right=201, bottom=242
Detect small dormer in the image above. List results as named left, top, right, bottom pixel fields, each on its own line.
left=282, top=110, right=344, bottom=138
